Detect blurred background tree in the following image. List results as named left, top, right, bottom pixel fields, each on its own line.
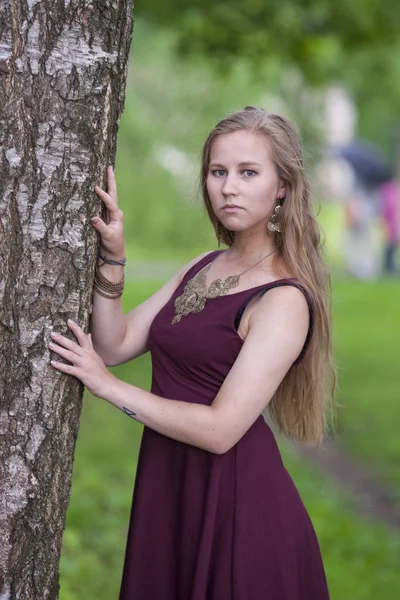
left=140, top=0, right=400, bottom=151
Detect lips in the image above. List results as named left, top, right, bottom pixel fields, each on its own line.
left=222, top=204, right=242, bottom=211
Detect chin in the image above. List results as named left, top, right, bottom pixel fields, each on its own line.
left=220, top=222, right=247, bottom=233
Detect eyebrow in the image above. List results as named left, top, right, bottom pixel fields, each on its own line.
left=209, top=161, right=262, bottom=168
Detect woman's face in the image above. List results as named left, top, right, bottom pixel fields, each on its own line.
left=206, top=129, right=286, bottom=233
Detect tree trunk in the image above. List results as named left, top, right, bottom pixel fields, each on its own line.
left=0, top=1, right=134, bottom=598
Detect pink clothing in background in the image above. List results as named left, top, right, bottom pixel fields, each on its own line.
left=380, top=180, right=400, bottom=243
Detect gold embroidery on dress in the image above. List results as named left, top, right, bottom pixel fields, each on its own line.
left=172, top=249, right=277, bottom=324
left=172, top=263, right=240, bottom=324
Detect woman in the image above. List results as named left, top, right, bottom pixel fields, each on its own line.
left=50, top=107, right=336, bottom=599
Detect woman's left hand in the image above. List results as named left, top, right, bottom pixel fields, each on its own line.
left=49, top=320, right=115, bottom=398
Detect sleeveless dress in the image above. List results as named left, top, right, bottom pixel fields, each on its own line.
left=119, top=250, right=330, bottom=600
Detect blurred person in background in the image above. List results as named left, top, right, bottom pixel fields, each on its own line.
left=379, top=177, right=400, bottom=275
left=343, top=176, right=381, bottom=279
left=49, top=107, right=336, bottom=599
left=339, top=141, right=392, bottom=279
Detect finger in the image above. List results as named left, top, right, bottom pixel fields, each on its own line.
left=50, top=331, right=84, bottom=354
left=67, top=319, right=92, bottom=349
left=49, top=342, right=80, bottom=364
left=51, top=360, right=78, bottom=376
left=107, top=165, right=118, bottom=204
left=87, top=333, right=94, bottom=347
left=94, top=186, right=119, bottom=214
left=91, top=216, right=110, bottom=236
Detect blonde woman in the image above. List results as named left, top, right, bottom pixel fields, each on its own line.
left=49, top=107, right=336, bottom=599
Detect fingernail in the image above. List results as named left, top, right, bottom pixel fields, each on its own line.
left=67, top=319, right=74, bottom=325
left=91, top=217, right=99, bottom=223
left=49, top=342, right=55, bottom=348
left=50, top=332, right=57, bottom=339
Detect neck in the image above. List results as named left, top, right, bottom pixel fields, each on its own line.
left=225, top=230, right=277, bottom=262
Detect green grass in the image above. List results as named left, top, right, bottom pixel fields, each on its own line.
left=332, top=277, right=400, bottom=498
left=59, top=280, right=400, bottom=600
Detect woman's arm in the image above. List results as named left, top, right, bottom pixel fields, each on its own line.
left=89, top=166, right=128, bottom=362
left=90, top=165, right=212, bottom=366
left=49, top=285, right=309, bottom=454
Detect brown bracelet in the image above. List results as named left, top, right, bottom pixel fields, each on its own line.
left=94, top=264, right=124, bottom=299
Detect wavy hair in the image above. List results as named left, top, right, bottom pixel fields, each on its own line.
left=200, top=106, right=336, bottom=445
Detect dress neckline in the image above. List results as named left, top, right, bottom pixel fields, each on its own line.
left=199, top=249, right=298, bottom=298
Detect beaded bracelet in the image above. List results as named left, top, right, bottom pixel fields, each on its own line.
left=94, top=265, right=124, bottom=299
left=98, top=253, right=126, bottom=266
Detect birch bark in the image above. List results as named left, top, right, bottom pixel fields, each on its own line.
left=0, top=1, right=134, bottom=597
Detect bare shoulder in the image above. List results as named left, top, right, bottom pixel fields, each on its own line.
left=251, top=283, right=310, bottom=323
left=247, top=283, right=310, bottom=344
left=238, top=284, right=311, bottom=366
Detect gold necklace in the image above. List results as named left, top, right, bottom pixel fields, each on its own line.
left=171, top=249, right=277, bottom=324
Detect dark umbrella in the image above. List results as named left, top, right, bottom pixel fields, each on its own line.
left=338, top=141, right=392, bottom=188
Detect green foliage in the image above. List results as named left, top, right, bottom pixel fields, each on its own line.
left=136, top=0, right=400, bottom=83
left=59, top=279, right=400, bottom=599
left=129, top=8, right=400, bottom=154
left=340, top=45, right=400, bottom=154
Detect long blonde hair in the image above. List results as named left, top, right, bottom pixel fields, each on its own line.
left=200, top=106, right=336, bottom=445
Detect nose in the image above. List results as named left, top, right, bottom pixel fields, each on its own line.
left=221, top=173, right=238, bottom=196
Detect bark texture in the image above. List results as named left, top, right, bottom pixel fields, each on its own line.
left=0, top=1, right=134, bottom=598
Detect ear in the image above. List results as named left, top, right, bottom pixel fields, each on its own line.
left=277, top=183, right=287, bottom=201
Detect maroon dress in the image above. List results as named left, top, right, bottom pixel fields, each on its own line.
left=119, top=250, right=330, bottom=600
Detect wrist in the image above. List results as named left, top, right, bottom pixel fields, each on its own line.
left=98, top=246, right=126, bottom=262
left=101, top=372, right=119, bottom=402
left=98, top=253, right=126, bottom=267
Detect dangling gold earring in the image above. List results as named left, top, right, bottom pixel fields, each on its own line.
left=267, top=203, right=283, bottom=234
left=216, top=220, right=223, bottom=246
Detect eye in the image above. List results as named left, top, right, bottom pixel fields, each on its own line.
left=211, top=169, right=226, bottom=177
left=242, top=169, right=257, bottom=177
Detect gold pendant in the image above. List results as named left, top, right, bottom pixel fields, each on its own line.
left=207, top=275, right=240, bottom=298
left=171, top=265, right=240, bottom=324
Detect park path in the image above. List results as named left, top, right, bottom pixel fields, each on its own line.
left=296, top=439, right=400, bottom=529
left=126, top=262, right=400, bottom=531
